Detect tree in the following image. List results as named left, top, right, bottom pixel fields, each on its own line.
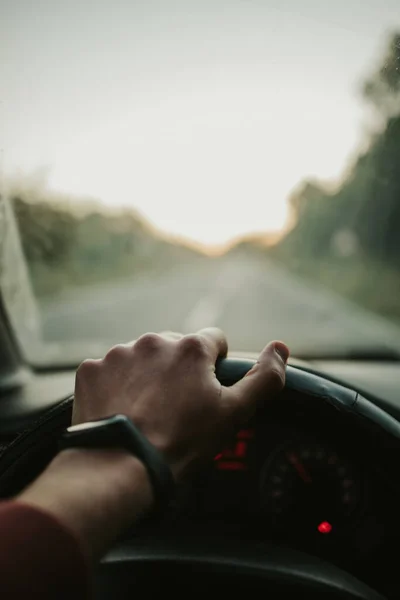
left=12, top=196, right=77, bottom=266
left=362, top=32, right=400, bottom=119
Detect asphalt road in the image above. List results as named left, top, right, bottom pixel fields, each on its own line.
left=41, top=254, right=400, bottom=358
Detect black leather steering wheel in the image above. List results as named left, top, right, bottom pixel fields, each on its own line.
left=217, top=358, right=400, bottom=439
left=0, top=358, right=395, bottom=599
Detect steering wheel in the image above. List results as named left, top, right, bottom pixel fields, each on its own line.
left=0, top=358, right=396, bottom=600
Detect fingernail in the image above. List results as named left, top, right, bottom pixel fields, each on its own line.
left=274, top=342, right=289, bottom=364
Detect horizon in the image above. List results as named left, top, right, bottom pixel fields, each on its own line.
left=5, top=171, right=284, bottom=255
left=2, top=0, right=400, bottom=245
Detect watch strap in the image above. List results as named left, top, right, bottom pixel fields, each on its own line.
left=59, top=415, right=175, bottom=513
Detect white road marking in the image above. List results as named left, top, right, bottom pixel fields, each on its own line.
left=183, top=259, right=254, bottom=332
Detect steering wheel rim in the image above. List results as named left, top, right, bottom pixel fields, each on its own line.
left=217, top=358, right=400, bottom=440
left=95, top=535, right=386, bottom=600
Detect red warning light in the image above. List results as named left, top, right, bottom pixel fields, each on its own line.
left=318, top=521, right=332, bottom=534
left=213, top=430, right=253, bottom=469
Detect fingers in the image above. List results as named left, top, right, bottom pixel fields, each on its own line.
left=104, top=328, right=227, bottom=365
left=119, top=327, right=228, bottom=363
left=193, top=327, right=228, bottom=363
left=225, top=340, right=289, bottom=420
left=157, top=329, right=228, bottom=363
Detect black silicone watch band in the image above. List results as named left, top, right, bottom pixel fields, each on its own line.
left=59, top=414, right=175, bottom=513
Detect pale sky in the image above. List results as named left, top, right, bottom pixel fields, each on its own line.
left=1, top=0, right=400, bottom=245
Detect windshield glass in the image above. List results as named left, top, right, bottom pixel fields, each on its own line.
left=2, top=0, right=400, bottom=364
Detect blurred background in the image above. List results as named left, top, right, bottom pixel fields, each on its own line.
left=1, top=0, right=400, bottom=361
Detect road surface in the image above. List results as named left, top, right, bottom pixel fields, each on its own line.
left=40, top=254, right=400, bottom=359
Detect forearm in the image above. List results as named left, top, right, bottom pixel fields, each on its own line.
left=18, top=448, right=153, bottom=561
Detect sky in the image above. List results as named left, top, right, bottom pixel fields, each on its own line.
left=1, top=0, right=400, bottom=246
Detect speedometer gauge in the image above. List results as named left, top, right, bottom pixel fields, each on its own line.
left=260, top=440, right=361, bottom=538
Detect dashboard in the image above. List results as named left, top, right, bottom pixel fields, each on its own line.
left=2, top=357, right=400, bottom=597
left=145, top=385, right=400, bottom=597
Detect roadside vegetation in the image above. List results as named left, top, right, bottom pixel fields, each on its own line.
left=9, top=182, right=204, bottom=298
left=271, top=31, right=400, bottom=323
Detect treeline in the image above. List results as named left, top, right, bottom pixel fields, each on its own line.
left=273, top=32, right=400, bottom=322
left=11, top=188, right=202, bottom=298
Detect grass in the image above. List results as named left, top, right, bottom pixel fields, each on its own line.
left=273, top=253, right=400, bottom=325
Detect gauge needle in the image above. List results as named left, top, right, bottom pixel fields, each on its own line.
left=287, top=452, right=312, bottom=484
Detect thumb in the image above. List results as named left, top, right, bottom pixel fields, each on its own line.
left=225, top=341, right=289, bottom=421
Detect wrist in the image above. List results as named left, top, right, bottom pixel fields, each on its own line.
left=19, top=448, right=153, bottom=560
left=54, top=446, right=154, bottom=510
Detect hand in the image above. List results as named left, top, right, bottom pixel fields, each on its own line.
left=73, top=328, right=289, bottom=479
left=19, top=328, right=289, bottom=560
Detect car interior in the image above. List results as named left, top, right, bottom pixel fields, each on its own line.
left=1, top=297, right=400, bottom=600
left=3, top=2, right=400, bottom=598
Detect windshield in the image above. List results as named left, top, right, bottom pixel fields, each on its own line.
left=2, top=0, right=400, bottom=364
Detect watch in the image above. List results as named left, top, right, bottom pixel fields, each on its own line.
left=59, top=414, right=175, bottom=513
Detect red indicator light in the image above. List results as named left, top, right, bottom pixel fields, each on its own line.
left=318, top=521, right=332, bottom=534
left=235, top=441, right=247, bottom=458
left=214, top=441, right=249, bottom=461
left=216, top=461, right=247, bottom=471
left=214, top=430, right=253, bottom=467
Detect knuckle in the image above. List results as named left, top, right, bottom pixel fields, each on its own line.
left=104, top=344, right=127, bottom=363
left=179, top=334, right=208, bottom=358
left=134, top=332, right=162, bottom=353
left=76, top=358, right=101, bottom=380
